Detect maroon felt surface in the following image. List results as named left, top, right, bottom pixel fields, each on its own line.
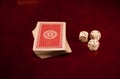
left=1, top=0, right=120, bottom=79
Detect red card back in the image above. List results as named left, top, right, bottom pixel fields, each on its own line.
left=36, top=23, right=63, bottom=49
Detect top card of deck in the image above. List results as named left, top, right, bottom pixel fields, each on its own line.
left=35, top=22, right=66, bottom=50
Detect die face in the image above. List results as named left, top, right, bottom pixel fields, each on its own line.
left=90, top=34, right=101, bottom=41
left=80, top=36, right=87, bottom=42
left=80, top=31, right=88, bottom=36
left=90, top=30, right=101, bottom=40
left=88, top=39, right=100, bottom=51
left=79, top=31, right=88, bottom=42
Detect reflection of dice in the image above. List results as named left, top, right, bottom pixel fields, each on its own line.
left=88, top=39, right=100, bottom=51
left=90, top=30, right=101, bottom=40
left=79, top=31, right=89, bottom=42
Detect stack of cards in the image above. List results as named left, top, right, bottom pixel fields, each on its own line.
left=32, top=22, right=72, bottom=59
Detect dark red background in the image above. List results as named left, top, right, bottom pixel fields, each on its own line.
left=1, top=0, right=120, bottom=79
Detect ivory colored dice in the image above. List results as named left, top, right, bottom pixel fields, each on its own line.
left=79, top=31, right=89, bottom=42
left=90, top=30, right=101, bottom=40
left=88, top=39, right=100, bottom=51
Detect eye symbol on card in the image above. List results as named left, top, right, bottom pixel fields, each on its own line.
left=43, top=30, right=57, bottom=39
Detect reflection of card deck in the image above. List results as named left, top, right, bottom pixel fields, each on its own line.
left=32, top=22, right=72, bottom=59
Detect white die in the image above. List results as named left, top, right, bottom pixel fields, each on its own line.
left=90, top=30, right=101, bottom=40
left=88, top=39, right=100, bottom=51
left=79, top=31, right=89, bottom=42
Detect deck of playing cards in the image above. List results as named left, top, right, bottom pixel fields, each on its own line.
left=32, top=22, right=72, bottom=59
